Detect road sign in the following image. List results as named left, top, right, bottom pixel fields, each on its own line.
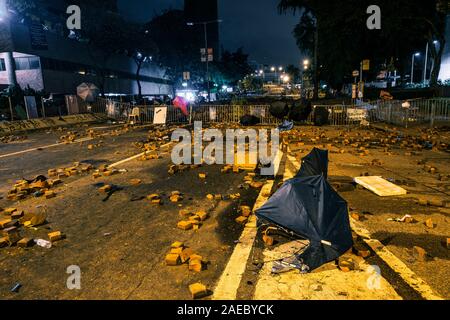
left=362, top=60, right=370, bottom=71
left=183, top=72, right=190, bottom=81
left=352, top=70, right=360, bottom=77
left=201, top=48, right=213, bottom=62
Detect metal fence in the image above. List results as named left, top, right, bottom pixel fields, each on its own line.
left=92, top=98, right=280, bottom=125
left=312, top=98, right=450, bottom=127
left=91, top=97, right=450, bottom=128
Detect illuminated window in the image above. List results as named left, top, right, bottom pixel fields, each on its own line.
left=15, top=57, right=41, bottom=70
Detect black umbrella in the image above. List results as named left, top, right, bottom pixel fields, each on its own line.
left=256, top=175, right=353, bottom=272
left=296, top=148, right=329, bottom=179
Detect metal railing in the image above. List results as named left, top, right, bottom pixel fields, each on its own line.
left=90, top=97, right=450, bottom=128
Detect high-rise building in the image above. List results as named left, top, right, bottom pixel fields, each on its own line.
left=184, top=0, right=220, bottom=61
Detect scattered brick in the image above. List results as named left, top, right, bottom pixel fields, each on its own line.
left=189, top=258, right=203, bottom=272
left=171, top=241, right=184, bottom=249
left=262, top=234, right=274, bottom=246
left=413, top=246, right=427, bottom=262
left=11, top=211, right=24, bottom=220
left=45, top=191, right=56, bottom=199
left=425, top=218, right=435, bottom=229
left=240, top=206, right=252, bottom=217
left=177, top=221, right=193, bottom=231
left=48, top=231, right=64, bottom=242
left=0, top=237, right=8, bottom=248
left=180, top=248, right=195, bottom=263
left=99, top=185, right=112, bottom=193
left=179, top=209, right=191, bottom=218
left=165, top=253, right=181, bottom=266
left=206, top=194, right=214, bottom=200
left=189, top=283, right=209, bottom=299
left=198, top=173, right=207, bottom=179
left=195, top=211, right=209, bottom=221
left=3, top=227, right=20, bottom=245
left=235, top=216, right=248, bottom=225
left=130, top=179, right=142, bottom=185
left=17, top=238, right=33, bottom=248
left=3, top=208, right=17, bottom=215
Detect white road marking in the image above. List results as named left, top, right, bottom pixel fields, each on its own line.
left=0, top=137, right=93, bottom=159
left=212, top=148, right=283, bottom=300
left=108, top=142, right=172, bottom=168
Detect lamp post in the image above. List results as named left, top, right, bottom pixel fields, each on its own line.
left=187, top=19, right=222, bottom=102
left=411, top=52, right=420, bottom=84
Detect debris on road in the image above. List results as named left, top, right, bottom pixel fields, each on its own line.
left=413, top=246, right=428, bottom=262
left=353, top=176, right=407, bottom=197
left=188, top=283, right=209, bottom=299
left=387, top=214, right=416, bottom=223
left=34, top=239, right=52, bottom=249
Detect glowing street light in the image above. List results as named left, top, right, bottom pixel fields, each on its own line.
left=270, top=66, right=275, bottom=72
left=411, top=52, right=420, bottom=84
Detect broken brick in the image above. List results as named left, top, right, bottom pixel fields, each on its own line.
left=179, top=209, right=191, bottom=218
left=3, top=208, right=17, bottom=216
left=235, top=216, right=248, bottom=225
left=170, top=247, right=184, bottom=255
left=198, top=173, right=207, bottom=179
left=170, top=195, right=183, bottom=203
left=189, top=283, right=209, bottom=299
left=171, top=241, right=184, bottom=249
left=350, top=212, right=361, bottom=221
left=17, top=238, right=33, bottom=248
left=425, top=218, right=435, bottom=229
left=338, top=258, right=355, bottom=272
left=214, top=194, right=222, bottom=200
left=177, top=221, right=193, bottom=231
left=413, top=246, right=427, bottom=262
left=189, top=259, right=203, bottom=272
left=11, top=211, right=24, bottom=220
left=99, top=185, right=112, bottom=193
left=262, top=234, right=274, bottom=246
left=240, top=206, right=252, bottom=217
left=165, top=253, right=181, bottom=266
left=206, top=194, right=214, bottom=200
left=250, top=181, right=264, bottom=189
left=44, top=191, right=56, bottom=199
left=48, top=231, right=64, bottom=242
left=0, top=219, right=14, bottom=229
left=353, top=247, right=371, bottom=258
left=0, top=237, right=8, bottom=248
left=130, top=179, right=142, bottom=185
left=195, top=211, right=209, bottom=221
left=3, top=227, right=20, bottom=245
left=180, top=248, right=195, bottom=263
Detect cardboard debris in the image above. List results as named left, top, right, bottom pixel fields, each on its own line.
left=354, top=176, right=407, bottom=197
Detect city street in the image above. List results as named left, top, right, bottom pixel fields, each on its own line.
left=0, top=123, right=448, bottom=300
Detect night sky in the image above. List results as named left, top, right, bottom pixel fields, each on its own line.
left=117, top=0, right=302, bottom=67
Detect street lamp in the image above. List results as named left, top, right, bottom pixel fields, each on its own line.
left=411, top=52, right=420, bottom=84
left=186, top=19, right=223, bottom=102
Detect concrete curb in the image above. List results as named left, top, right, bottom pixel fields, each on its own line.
left=0, top=113, right=109, bottom=136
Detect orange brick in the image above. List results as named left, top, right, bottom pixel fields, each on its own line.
left=99, top=185, right=112, bottom=193
left=235, top=216, right=248, bottom=225
left=206, top=194, right=214, bottom=200
left=188, top=283, right=208, bottom=299
left=0, top=237, right=8, bottom=248
left=170, top=247, right=184, bottom=255
left=179, top=210, right=191, bottom=218
left=177, top=221, right=193, bottom=231
left=189, top=259, right=203, bottom=272
left=17, top=238, right=33, bottom=248
left=0, top=219, right=14, bottom=229
left=425, top=218, right=435, bottom=229
left=262, top=234, right=274, bottom=246
left=48, top=231, right=64, bottom=242
left=198, top=173, right=207, bottom=179
left=130, top=179, right=142, bottom=185
left=413, top=246, right=427, bottom=262
left=240, top=206, right=252, bottom=217
left=3, top=208, right=17, bottom=216
left=165, top=253, right=181, bottom=266
left=180, top=248, right=195, bottom=263
left=171, top=241, right=184, bottom=249
left=195, top=211, right=209, bottom=221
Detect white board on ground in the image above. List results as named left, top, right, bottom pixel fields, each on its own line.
left=354, top=176, right=407, bottom=196
left=153, top=107, right=167, bottom=124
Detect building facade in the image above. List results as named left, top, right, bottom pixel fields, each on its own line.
left=0, top=0, right=172, bottom=96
